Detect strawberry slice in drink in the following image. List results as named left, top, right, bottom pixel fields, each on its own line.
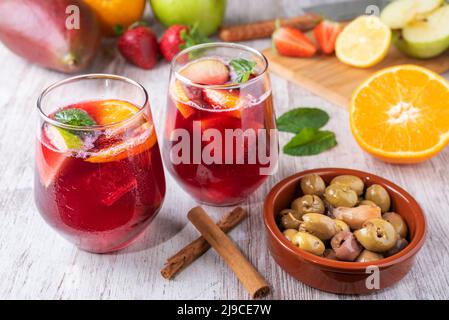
left=202, top=88, right=242, bottom=118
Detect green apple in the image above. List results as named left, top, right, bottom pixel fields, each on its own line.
left=381, top=0, right=443, bottom=29
left=150, top=0, right=226, bottom=36
left=394, top=5, right=449, bottom=59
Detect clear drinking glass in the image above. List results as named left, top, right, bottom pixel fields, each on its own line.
left=35, top=74, right=166, bottom=253
left=163, top=43, right=278, bottom=206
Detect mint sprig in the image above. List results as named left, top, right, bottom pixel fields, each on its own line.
left=283, top=128, right=337, bottom=156
left=55, top=108, right=96, bottom=127
left=230, top=58, right=257, bottom=83
left=277, top=107, right=337, bottom=156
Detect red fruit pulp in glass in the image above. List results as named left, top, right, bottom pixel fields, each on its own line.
left=163, top=66, right=277, bottom=206
left=35, top=100, right=165, bottom=253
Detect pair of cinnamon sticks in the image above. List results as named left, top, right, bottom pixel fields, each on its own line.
left=161, top=207, right=270, bottom=298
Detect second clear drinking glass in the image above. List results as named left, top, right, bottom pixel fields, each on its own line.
left=163, top=43, right=278, bottom=206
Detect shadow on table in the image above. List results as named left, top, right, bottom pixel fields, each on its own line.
left=120, top=214, right=187, bottom=254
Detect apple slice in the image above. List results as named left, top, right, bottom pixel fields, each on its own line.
left=37, top=125, right=82, bottom=187
left=179, top=58, right=229, bottom=85
left=380, top=0, right=443, bottom=29
left=44, top=125, right=83, bottom=151
left=396, top=5, right=449, bottom=58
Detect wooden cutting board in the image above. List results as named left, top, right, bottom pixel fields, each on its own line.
left=263, top=46, right=449, bottom=109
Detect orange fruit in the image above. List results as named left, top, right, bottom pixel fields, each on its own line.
left=83, top=0, right=146, bottom=36
left=350, top=64, right=449, bottom=163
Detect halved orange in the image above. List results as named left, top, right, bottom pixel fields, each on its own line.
left=350, top=64, right=449, bottom=163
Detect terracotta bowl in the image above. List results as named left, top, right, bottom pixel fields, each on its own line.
left=264, top=168, right=426, bottom=294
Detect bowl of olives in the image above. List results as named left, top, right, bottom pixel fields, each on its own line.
left=264, top=168, right=426, bottom=294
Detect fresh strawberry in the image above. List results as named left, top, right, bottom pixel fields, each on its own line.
left=117, top=24, right=158, bottom=69
left=160, top=24, right=208, bottom=61
left=180, top=58, right=229, bottom=85
left=313, top=20, right=342, bottom=55
left=272, top=25, right=317, bottom=58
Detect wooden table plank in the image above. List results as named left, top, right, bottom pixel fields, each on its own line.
left=1, top=0, right=448, bottom=299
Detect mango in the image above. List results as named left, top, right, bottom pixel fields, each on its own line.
left=0, top=0, right=101, bottom=73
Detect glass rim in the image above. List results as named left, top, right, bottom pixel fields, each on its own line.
left=171, top=42, right=269, bottom=90
left=36, top=74, right=149, bottom=131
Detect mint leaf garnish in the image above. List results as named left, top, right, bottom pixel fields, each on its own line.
left=230, top=58, right=257, bottom=83
left=283, top=129, right=337, bottom=156
left=277, top=107, right=337, bottom=156
left=55, top=108, right=96, bottom=127
left=276, top=108, right=329, bottom=133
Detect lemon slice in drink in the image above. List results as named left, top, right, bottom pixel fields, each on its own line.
left=336, top=16, right=391, bottom=68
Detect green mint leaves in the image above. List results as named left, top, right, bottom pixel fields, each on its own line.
left=230, top=58, right=256, bottom=83
left=283, top=129, right=337, bottom=156
left=277, top=108, right=329, bottom=133
left=180, top=23, right=209, bottom=51
left=277, top=107, right=337, bottom=156
left=55, top=108, right=96, bottom=127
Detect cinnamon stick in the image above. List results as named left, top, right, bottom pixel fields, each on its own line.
left=188, top=207, right=270, bottom=298
left=219, top=13, right=322, bottom=42
left=161, top=207, right=248, bottom=280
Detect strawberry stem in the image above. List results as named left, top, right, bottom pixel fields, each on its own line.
left=114, top=24, right=125, bottom=36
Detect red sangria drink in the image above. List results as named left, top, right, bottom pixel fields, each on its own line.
left=35, top=75, right=165, bottom=253
left=163, top=43, right=278, bottom=206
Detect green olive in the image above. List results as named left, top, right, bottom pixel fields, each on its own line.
left=385, top=238, right=409, bottom=257
left=356, top=250, right=383, bottom=262
left=354, top=218, right=398, bottom=252
left=279, top=208, right=301, bottom=220
left=300, top=174, right=326, bottom=196
left=280, top=211, right=301, bottom=230
left=334, top=219, right=350, bottom=233
left=300, top=213, right=338, bottom=240
left=365, top=184, right=391, bottom=213
left=283, top=229, right=298, bottom=242
left=383, top=212, right=408, bottom=238
left=359, top=200, right=379, bottom=208
left=324, top=184, right=358, bottom=208
left=291, top=195, right=325, bottom=217
left=291, top=232, right=325, bottom=256
left=331, top=175, right=365, bottom=196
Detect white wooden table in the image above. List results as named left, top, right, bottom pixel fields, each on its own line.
left=1, top=0, right=449, bottom=300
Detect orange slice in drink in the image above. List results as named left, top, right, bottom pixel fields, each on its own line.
left=172, top=81, right=196, bottom=119
left=86, top=122, right=157, bottom=163
left=90, top=100, right=141, bottom=125
left=350, top=64, right=449, bottom=163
